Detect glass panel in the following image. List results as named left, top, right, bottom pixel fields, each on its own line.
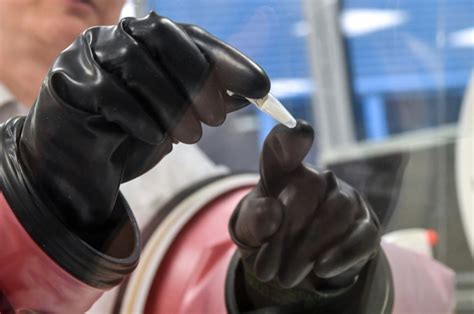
left=148, top=0, right=316, bottom=170
left=341, top=0, right=473, bottom=141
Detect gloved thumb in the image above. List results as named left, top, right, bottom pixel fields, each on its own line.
left=259, top=120, right=314, bottom=198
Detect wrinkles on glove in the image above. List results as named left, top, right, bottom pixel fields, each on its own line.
left=229, top=120, right=381, bottom=294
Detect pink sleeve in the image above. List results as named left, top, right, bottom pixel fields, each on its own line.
left=382, top=241, right=456, bottom=314
left=0, top=193, right=104, bottom=313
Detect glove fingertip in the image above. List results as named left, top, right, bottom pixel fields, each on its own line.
left=181, top=23, right=270, bottom=99
left=260, top=120, right=314, bottom=194
left=254, top=244, right=279, bottom=282
left=313, top=257, right=344, bottom=279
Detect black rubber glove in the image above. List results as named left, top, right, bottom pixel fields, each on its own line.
left=229, top=121, right=381, bottom=305
left=14, top=12, right=269, bottom=231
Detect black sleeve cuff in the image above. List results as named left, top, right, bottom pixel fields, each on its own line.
left=0, top=117, right=140, bottom=289
left=225, top=249, right=393, bottom=314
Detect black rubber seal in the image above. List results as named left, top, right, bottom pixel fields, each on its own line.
left=0, top=117, right=140, bottom=289
left=225, top=250, right=394, bottom=314
left=225, top=252, right=313, bottom=314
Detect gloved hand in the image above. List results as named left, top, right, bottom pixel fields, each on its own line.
left=229, top=121, right=380, bottom=295
left=13, top=12, right=269, bottom=231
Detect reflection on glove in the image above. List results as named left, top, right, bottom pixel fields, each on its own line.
left=229, top=121, right=381, bottom=292
left=16, top=12, right=269, bottom=231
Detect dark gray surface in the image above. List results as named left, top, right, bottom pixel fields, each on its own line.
left=387, top=142, right=473, bottom=273
left=327, top=140, right=473, bottom=313
left=198, top=111, right=260, bottom=173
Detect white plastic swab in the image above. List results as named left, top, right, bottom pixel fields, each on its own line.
left=227, top=91, right=297, bottom=128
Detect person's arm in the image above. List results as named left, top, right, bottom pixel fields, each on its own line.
left=229, top=121, right=393, bottom=313
left=0, top=12, right=270, bottom=311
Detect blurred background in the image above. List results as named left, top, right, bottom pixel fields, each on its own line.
left=125, top=0, right=473, bottom=312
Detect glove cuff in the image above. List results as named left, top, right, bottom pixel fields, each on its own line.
left=0, top=117, right=140, bottom=289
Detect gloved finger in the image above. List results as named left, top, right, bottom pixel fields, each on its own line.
left=253, top=230, right=285, bottom=282
left=181, top=24, right=271, bottom=100
left=278, top=167, right=329, bottom=218
left=313, top=219, right=380, bottom=279
left=49, top=39, right=164, bottom=145
left=314, top=173, right=359, bottom=232
left=277, top=257, right=315, bottom=289
left=320, top=259, right=367, bottom=287
left=339, top=182, right=380, bottom=227
left=168, top=107, right=203, bottom=144
left=259, top=120, right=314, bottom=198
left=274, top=170, right=369, bottom=288
left=229, top=193, right=284, bottom=248
left=272, top=173, right=348, bottom=288
left=223, top=93, right=251, bottom=113
left=125, top=13, right=226, bottom=127
left=99, top=92, right=165, bottom=145
left=89, top=22, right=200, bottom=144
left=189, top=70, right=226, bottom=126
